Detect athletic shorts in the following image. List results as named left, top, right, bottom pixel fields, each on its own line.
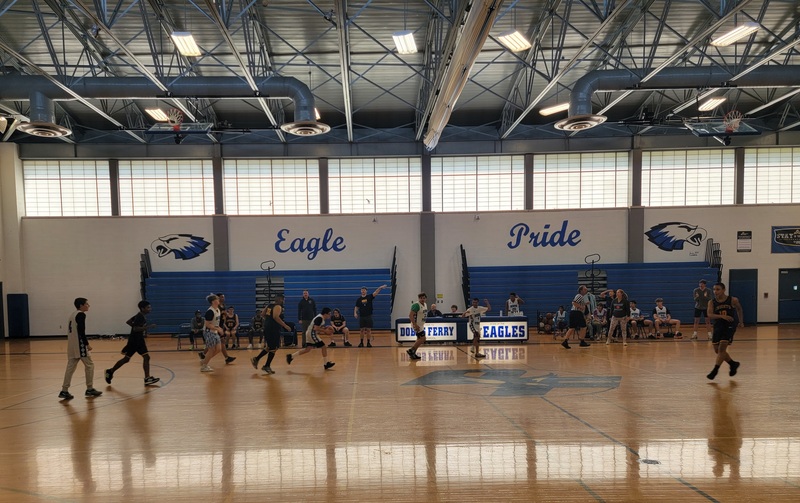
left=712, top=324, right=736, bottom=344
left=569, top=310, right=586, bottom=329
left=264, top=330, right=281, bottom=351
left=359, top=315, right=374, bottom=329
left=122, top=337, right=148, bottom=357
left=694, top=308, right=708, bottom=318
left=469, top=324, right=480, bottom=337
left=203, top=330, right=221, bottom=347
left=305, top=340, right=326, bottom=348
left=333, top=326, right=346, bottom=334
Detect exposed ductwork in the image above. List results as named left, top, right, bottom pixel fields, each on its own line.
left=422, top=0, right=503, bottom=151
left=17, top=91, right=72, bottom=137
left=555, top=65, right=800, bottom=131
left=0, top=76, right=329, bottom=137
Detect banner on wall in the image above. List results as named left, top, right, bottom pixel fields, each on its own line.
left=771, top=226, right=800, bottom=253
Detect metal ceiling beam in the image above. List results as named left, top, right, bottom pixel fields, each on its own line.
left=333, top=0, right=354, bottom=141
left=202, top=0, right=286, bottom=142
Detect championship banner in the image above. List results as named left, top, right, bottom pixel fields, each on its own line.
left=772, top=226, right=800, bottom=253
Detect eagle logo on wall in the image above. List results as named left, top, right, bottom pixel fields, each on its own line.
left=645, top=222, right=707, bottom=251
left=151, top=234, right=210, bottom=260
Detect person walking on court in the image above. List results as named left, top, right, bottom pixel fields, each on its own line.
left=59, top=297, right=102, bottom=399
left=199, top=294, right=228, bottom=372
left=105, top=300, right=160, bottom=386
left=198, top=293, right=235, bottom=364
left=563, top=286, right=591, bottom=349
left=251, top=293, right=295, bottom=374
left=286, top=307, right=335, bottom=370
left=706, top=282, right=744, bottom=380
left=606, top=289, right=630, bottom=346
left=692, top=279, right=713, bottom=340
left=463, top=297, right=491, bottom=358
left=406, top=293, right=429, bottom=360
left=354, top=284, right=388, bottom=347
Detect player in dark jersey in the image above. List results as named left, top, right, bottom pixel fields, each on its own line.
left=249, top=309, right=265, bottom=349
left=105, top=300, right=160, bottom=386
left=328, top=308, right=352, bottom=347
left=706, top=282, right=744, bottom=380
left=251, top=294, right=294, bottom=374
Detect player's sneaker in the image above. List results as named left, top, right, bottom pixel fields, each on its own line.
left=144, top=376, right=160, bottom=385
left=104, top=369, right=113, bottom=384
left=358, top=342, right=364, bottom=347
left=251, top=356, right=260, bottom=369
left=84, top=388, right=102, bottom=397
left=328, top=342, right=336, bottom=347
left=344, top=341, right=353, bottom=347
left=367, top=341, right=373, bottom=347
left=474, top=352, right=486, bottom=359
left=707, top=367, right=718, bottom=380
left=324, top=362, right=336, bottom=370
left=729, top=361, right=740, bottom=376
left=198, top=352, right=205, bottom=360
left=406, top=348, right=421, bottom=360
left=200, top=365, right=213, bottom=372
left=286, top=354, right=294, bottom=365
left=561, top=339, right=571, bottom=349
left=225, top=356, right=236, bottom=364
left=262, top=366, right=275, bottom=374
left=58, top=391, right=74, bottom=400
left=579, top=340, right=591, bottom=347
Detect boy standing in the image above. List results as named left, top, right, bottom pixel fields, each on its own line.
left=463, top=297, right=491, bottom=358
left=59, top=298, right=102, bottom=399
left=105, top=301, right=160, bottom=386
left=405, top=293, right=429, bottom=360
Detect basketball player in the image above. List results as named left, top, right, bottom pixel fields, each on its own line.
left=463, top=297, right=491, bottom=358
left=706, top=282, right=744, bottom=380
left=199, top=294, right=225, bottom=372
left=286, top=307, right=335, bottom=370
left=406, top=293, right=428, bottom=360
left=251, top=294, right=294, bottom=374
left=59, top=297, right=102, bottom=399
left=105, top=300, right=160, bottom=386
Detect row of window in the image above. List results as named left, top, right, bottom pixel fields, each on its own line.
left=21, top=148, right=800, bottom=216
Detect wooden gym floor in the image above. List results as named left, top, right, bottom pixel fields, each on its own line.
left=0, top=325, right=798, bottom=502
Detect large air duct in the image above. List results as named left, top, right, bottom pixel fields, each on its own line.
left=0, top=76, right=329, bottom=136
left=17, top=91, right=72, bottom=137
left=555, top=65, right=800, bottom=131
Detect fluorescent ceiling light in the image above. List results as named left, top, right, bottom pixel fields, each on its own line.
left=171, top=31, right=202, bottom=57
left=145, top=108, right=169, bottom=121
left=314, top=108, right=321, bottom=121
left=393, top=31, right=417, bottom=55
left=710, top=23, right=759, bottom=47
left=698, top=97, right=726, bottom=112
left=498, top=30, right=532, bottom=52
left=540, top=103, right=570, bottom=116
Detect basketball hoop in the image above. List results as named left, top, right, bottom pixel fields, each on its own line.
left=167, top=108, right=184, bottom=131
left=723, top=110, right=743, bottom=133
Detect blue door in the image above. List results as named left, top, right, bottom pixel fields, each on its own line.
left=729, top=269, right=757, bottom=325
left=778, top=269, right=800, bottom=323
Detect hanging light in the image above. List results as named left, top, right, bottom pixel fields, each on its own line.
left=710, top=23, right=759, bottom=47
left=145, top=108, right=169, bottom=121
left=170, top=31, right=202, bottom=57
left=698, top=97, right=726, bottom=112
left=540, top=103, right=570, bottom=116
left=498, top=30, right=532, bottom=52
left=393, top=31, right=417, bottom=55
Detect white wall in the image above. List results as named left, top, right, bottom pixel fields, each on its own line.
left=645, top=204, right=800, bottom=321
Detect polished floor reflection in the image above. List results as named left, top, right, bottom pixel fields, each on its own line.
left=1, top=325, right=799, bottom=502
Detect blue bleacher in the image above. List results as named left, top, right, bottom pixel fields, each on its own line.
left=145, top=268, right=391, bottom=334
left=468, top=262, right=718, bottom=325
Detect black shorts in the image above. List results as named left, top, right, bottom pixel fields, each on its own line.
left=122, top=337, right=148, bottom=357
left=694, top=309, right=708, bottom=318
left=333, top=326, right=346, bottom=334
left=568, top=310, right=586, bottom=329
left=306, top=340, right=326, bottom=348
left=359, top=315, right=374, bottom=329
left=264, top=330, right=281, bottom=351
left=712, top=323, right=736, bottom=344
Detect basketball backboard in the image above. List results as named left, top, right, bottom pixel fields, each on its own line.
left=147, top=122, right=213, bottom=134
left=684, top=120, right=759, bottom=137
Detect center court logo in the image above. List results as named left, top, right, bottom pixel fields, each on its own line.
left=403, top=369, right=621, bottom=396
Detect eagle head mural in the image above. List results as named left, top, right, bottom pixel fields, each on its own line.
left=151, top=234, right=210, bottom=260
left=645, top=222, right=707, bottom=251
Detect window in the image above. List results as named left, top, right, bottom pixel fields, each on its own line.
left=224, top=159, right=319, bottom=215
left=329, top=158, right=421, bottom=213
left=23, top=160, right=112, bottom=216
left=118, top=160, right=214, bottom=216
left=532, top=152, right=628, bottom=209
left=431, top=156, right=524, bottom=212
left=743, top=147, right=800, bottom=204
left=642, top=150, right=734, bottom=206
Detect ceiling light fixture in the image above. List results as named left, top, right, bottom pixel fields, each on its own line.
left=698, top=97, right=727, bottom=112
left=710, top=23, right=759, bottom=47
left=498, top=30, right=532, bottom=52
left=145, top=108, right=170, bottom=121
left=170, top=31, right=202, bottom=57
left=540, top=103, right=570, bottom=116
left=393, top=31, right=417, bottom=55
left=314, top=108, right=321, bottom=121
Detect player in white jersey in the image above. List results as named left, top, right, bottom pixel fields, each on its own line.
left=286, top=308, right=335, bottom=370
left=406, top=293, right=429, bottom=360
left=200, top=294, right=226, bottom=372
left=652, top=298, right=681, bottom=337
left=464, top=297, right=491, bottom=358
left=505, top=292, right=524, bottom=316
